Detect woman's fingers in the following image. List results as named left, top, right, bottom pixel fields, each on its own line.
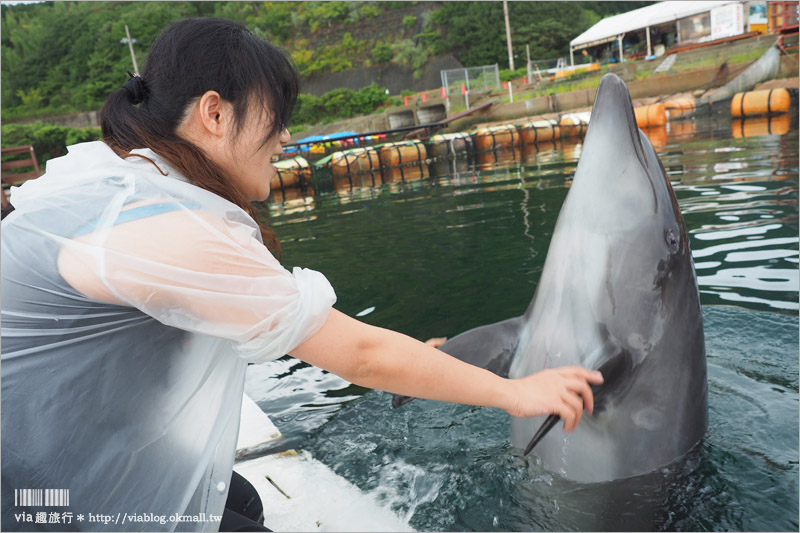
left=561, top=387, right=584, bottom=432
left=424, top=337, right=447, bottom=348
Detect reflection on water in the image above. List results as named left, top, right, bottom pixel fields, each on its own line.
left=251, top=116, right=798, bottom=531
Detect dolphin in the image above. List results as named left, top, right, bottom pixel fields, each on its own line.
left=394, top=73, right=707, bottom=483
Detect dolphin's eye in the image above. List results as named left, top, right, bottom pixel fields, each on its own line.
left=665, top=229, right=679, bottom=253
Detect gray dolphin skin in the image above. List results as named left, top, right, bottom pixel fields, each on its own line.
left=393, top=73, right=707, bottom=483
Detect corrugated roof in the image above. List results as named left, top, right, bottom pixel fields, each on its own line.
left=570, top=1, right=745, bottom=49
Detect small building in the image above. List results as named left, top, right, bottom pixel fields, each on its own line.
left=569, top=1, right=779, bottom=65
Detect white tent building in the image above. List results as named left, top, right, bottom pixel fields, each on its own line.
left=569, top=1, right=756, bottom=65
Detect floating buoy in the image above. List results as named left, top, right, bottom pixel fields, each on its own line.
left=271, top=156, right=311, bottom=190
left=521, top=140, right=562, bottom=165
left=668, top=120, right=697, bottom=139
left=732, top=114, right=791, bottom=138
left=663, top=97, right=695, bottom=119
left=473, top=124, right=520, bottom=152
left=559, top=113, right=590, bottom=138
left=642, top=125, right=667, bottom=148
left=427, top=132, right=473, bottom=158
left=731, top=88, right=792, bottom=118
left=634, top=103, right=667, bottom=127
left=477, top=146, right=519, bottom=166
left=333, top=172, right=380, bottom=195
left=382, top=163, right=430, bottom=184
left=518, top=119, right=560, bottom=145
left=330, top=147, right=381, bottom=176
left=269, top=184, right=314, bottom=204
left=378, top=140, right=427, bottom=167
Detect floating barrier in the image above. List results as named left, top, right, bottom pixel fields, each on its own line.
left=642, top=125, right=667, bottom=148
left=731, top=88, right=792, bottom=117
left=269, top=185, right=314, bottom=204
left=271, top=156, right=311, bottom=190
left=732, top=114, right=791, bottom=138
left=559, top=113, right=590, bottom=138
left=382, top=163, right=430, bottom=183
left=663, top=97, right=696, bottom=119
left=518, top=119, right=560, bottom=146
left=378, top=140, right=428, bottom=167
left=634, top=103, right=667, bottom=127
left=427, top=132, right=474, bottom=158
left=477, top=146, right=519, bottom=167
left=521, top=140, right=561, bottom=165
left=329, top=147, right=381, bottom=176
left=473, top=124, right=521, bottom=152
left=333, top=172, right=381, bottom=195
left=668, top=120, right=697, bottom=138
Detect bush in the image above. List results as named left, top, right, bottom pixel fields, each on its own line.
left=371, top=42, right=394, bottom=65
left=1, top=122, right=102, bottom=167
left=499, top=67, right=529, bottom=82
left=290, top=84, right=390, bottom=127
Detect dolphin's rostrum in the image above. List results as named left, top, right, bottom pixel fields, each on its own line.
left=393, top=73, right=707, bottom=483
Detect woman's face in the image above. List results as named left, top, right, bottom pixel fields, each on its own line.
left=221, top=104, right=290, bottom=202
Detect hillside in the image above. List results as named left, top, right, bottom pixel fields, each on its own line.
left=1, top=1, right=653, bottom=123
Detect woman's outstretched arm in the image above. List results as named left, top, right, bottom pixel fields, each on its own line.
left=290, top=309, right=604, bottom=433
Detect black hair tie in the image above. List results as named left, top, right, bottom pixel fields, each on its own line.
left=122, top=70, right=147, bottom=105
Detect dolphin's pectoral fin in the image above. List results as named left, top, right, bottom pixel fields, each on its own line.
left=523, top=350, right=634, bottom=455
left=390, top=316, right=524, bottom=409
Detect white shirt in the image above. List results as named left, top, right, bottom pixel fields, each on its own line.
left=1, top=141, right=336, bottom=531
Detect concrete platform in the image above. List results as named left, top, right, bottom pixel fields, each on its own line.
left=235, top=394, right=411, bottom=532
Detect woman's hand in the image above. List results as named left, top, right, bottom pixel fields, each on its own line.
left=424, top=337, right=447, bottom=348
left=505, top=367, right=604, bottom=433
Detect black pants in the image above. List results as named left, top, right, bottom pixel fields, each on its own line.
left=219, top=471, right=270, bottom=532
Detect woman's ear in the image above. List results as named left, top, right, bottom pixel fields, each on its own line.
left=197, top=90, right=227, bottom=138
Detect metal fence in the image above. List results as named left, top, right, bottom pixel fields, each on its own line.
left=440, top=65, right=500, bottom=96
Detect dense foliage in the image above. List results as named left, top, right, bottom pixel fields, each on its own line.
left=2, top=1, right=653, bottom=124
left=1, top=122, right=101, bottom=167
left=292, top=83, right=390, bottom=126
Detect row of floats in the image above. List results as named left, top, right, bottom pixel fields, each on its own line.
left=271, top=87, right=795, bottom=195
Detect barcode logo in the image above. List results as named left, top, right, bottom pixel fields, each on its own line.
left=14, top=489, right=69, bottom=507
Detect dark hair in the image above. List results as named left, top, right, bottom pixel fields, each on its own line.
left=101, top=17, right=299, bottom=257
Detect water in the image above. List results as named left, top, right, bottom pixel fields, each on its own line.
left=245, top=117, right=799, bottom=532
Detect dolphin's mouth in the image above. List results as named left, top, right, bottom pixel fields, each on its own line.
left=524, top=349, right=634, bottom=456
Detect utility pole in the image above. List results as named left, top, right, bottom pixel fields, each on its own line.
left=121, top=25, right=140, bottom=74
left=526, top=44, right=531, bottom=84
left=503, top=0, right=514, bottom=71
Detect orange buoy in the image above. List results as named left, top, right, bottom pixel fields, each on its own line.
left=382, top=163, right=430, bottom=184
left=668, top=120, right=697, bottom=139
left=330, top=147, right=381, bottom=176
left=269, top=184, right=314, bottom=203
left=642, top=125, right=667, bottom=148
left=634, top=103, right=667, bottom=127
left=663, top=97, right=696, bottom=119
left=427, top=132, right=473, bottom=158
left=333, top=171, right=381, bottom=195
left=559, top=113, right=589, bottom=138
left=732, top=114, right=791, bottom=138
left=518, top=119, right=560, bottom=145
left=271, top=156, right=311, bottom=190
left=473, top=124, right=520, bottom=152
left=731, top=88, right=792, bottom=118
left=477, top=146, right=519, bottom=167
left=378, top=140, right=427, bottom=167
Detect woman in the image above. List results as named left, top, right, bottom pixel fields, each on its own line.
left=0, top=18, right=602, bottom=532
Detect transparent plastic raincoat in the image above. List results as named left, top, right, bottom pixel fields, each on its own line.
left=1, top=141, right=336, bottom=531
